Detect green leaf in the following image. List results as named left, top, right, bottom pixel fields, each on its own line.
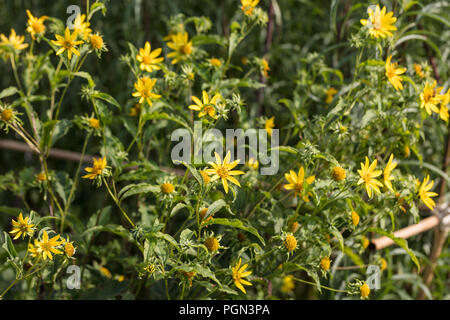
left=368, top=227, right=420, bottom=271
left=330, top=0, right=339, bottom=35
left=329, top=226, right=344, bottom=252
left=203, top=218, right=265, bottom=245
left=170, top=203, right=188, bottom=217
left=2, top=232, right=18, bottom=258
left=40, top=119, right=72, bottom=149
left=143, top=112, right=193, bottom=135
left=118, top=183, right=160, bottom=200
left=0, top=86, right=18, bottom=99
left=155, top=232, right=179, bottom=251
left=91, top=92, right=121, bottom=110
left=72, top=71, right=95, bottom=87
left=206, top=199, right=227, bottom=216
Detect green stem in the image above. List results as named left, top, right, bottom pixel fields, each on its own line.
left=103, top=177, right=135, bottom=228
left=292, top=277, right=348, bottom=293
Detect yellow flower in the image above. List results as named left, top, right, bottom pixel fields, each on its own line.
left=362, top=236, right=369, bottom=249
left=360, top=282, right=370, bottom=298
left=51, top=27, right=83, bottom=60
left=283, top=166, right=315, bottom=197
left=261, top=58, right=270, bottom=78
left=357, top=157, right=383, bottom=198
left=137, top=42, right=164, bottom=73
left=64, top=238, right=76, bottom=257
left=247, top=157, right=259, bottom=170
left=10, top=213, right=35, bottom=240
left=181, top=271, right=196, bottom=287
left=204, top=151, right=245, bottom=194
left=385, top=55, right=406, bottom=91
left=0, top=29, right=28, bottom=51
left=200, top=170, right=211, bottom=184
left=351, top=211, right=360, bottom=227
left=1, top=108, right=13, bottom=122
left=26, top=10, right=48, bottom=39
left=161, top=182, right=175, bottom=194
left=35, top=231, right=64, bottom=260
left=210, top=58, right=222, bottom=67
left=232, top=258, right=253, bottom=294
left=331, top=166, right=346, bottom=181
left=320, top=257, right=331, bottom=271
left=438, top=89, right=450, bottom=122
left=413, top=63, right=425, bottom=78
left=166, top=32, right=192, bottom=64
left=82, top=157, right=107, bottom=180
left=28, top=241, right=40, bottom=258
left=265, top=116, right=275, bottom=136
left=383, top=154, right=397, bottom=192
left=241, top=0, right=259, bottom=16
left=188, top=91, right=220, bottom=119
left=100, top=266, right=112, bottom=278
left=281, top=275, right=295, bottom=293
left=404, top=145, right=411, bottom=158
left=325, top=87, right=338, bottom=104
left=418, top=175, right=438, bottom=210
left=73, top=14, right=92, bottom=40
left=380, top=258, right=387, bottom=272
left=132, top=77, right=161, bottom=106
left=89, top=118, right=100, bottom=129
left=290, top=221, right=299, bottom=233
left=37, top=172, right=47, bottom=181
left=90, top=33, right=104, bottom=50
left=129, top=104, right=142, bottom=116
left=420, top=81, right=442, bottom=115
left=360, top=5, right=397, bottom=39
left=284, top=234, right=298, bottom=252
left=204, top=237, right=220, bottom=252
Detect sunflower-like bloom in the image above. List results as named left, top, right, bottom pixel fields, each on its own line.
left=265, top=116, right=275, bottom=136
left=82, top=157, right=107, bottom=180
left=418, top=175, right=438, bottom=210
left=283, top=166, right=315, bottom=197
left=73, top=14, right=92, bottom=40
left=10, top=213, right=35, bottom=240
left=205, top=151, right=245, bottom=194
left=232, top=258, right=253, bottom=294
left=438, top=89, right=450, bottom=122
left=241, top=0, right=259, bottom=16
left=360, top=5, right=397, bottom=39
left=188, top=91, right=220, bottom=119
left=28, top=241, right=40, bottom=258
left=90, top=33, right=105, bottom=50
left=357, top=157, right=383, bottom=198
left=26, top=10, right=48, bottom=39
left=132, top=77, right=161, bottom=106
left=166, top=32, right=192, bottom=64
left=137, top=42, right=164, bottom=73
left=35, top=231, right=64, bottom=260
left=0, top=29, right=28, bottom=51
left=414, top=63, right=425, bottom=78
left=51, top=27, right=83, bottom=60
left=325, top=87, right=338, bottom=104
left=360, top=282, right=370, bottom=298
left=385, top=56, right=406, bottom=91
left=383, top=154, right=397, bottom=192
left=420, top=81, right=442, bottom=115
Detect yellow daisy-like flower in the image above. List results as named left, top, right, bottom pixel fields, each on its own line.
left=420, top=81, right=442, bottom=115
left=438, top=89, right=450, bottom=122
left=232, top=258, right=253, bottom=294
left=283, top=166, right=315, bottom=197
left=161, top=182, right=175, bottom=194
left=166, top=32, right=192, bottom=64
left=204, top=237, right=220, bottom=252
left=357, top=157, right=383, bottom=198
left=360, top=5, right=397, bottom=39
left=351, top=211, right=360, bottom=226
left=261, top=58, right=270, bottom=78
left=265, top=116, right=275, bottom=136
left=10, top=213, right=35, bottom=240
left=200, top=170, right=211, bottom=185
left=284, top=234, right=298, bottom=252
left=37, top=172, right=47, bottom=181
left=210, top=58, right=222, bottom=67
left=51, top=27, right=83, bottom=60
left=383, top=154, right=397, bottom=192
left=73, top=14, right=92, bottom=40
left=82, top=157, right=107, bottom=180
left=188, top=91, right=221, bottom=119
left=247, top=157, right=259, bottom=170
left=28, top=241, right=40, bottom=258
left=89, top=117, right=100, bottom=129
left=360, top=282, right=370, bottom=298
left=90, top=33, right=104, bottom=50
left=413, top=63, right=425, bottom=78
left=1, top=108, right=14, bottom=122
left=418, top=175, right=438, bottom=210
left=35, top=231, right=64, bottom=260
left=26, top=10, right=48, bottom=40
left=241, top=0, right=259, bottom=16
left=136, top=42, right=164, bottom=73
left=385, top=55, right=406, bottom=91
left=205, top=151, right=245, bottom=194
left=281, top=275, right=295, bottom=293
left=331, top=166, right=346, bottom=181
left=325, top=87, right=338, bottom=104
left=100, top=266, right=112, bottom=278
left=132, top=77, right=161, bottom=106
left=320, top=257, right=331, bottom=271
left=0, top=29, right=28, bottom=51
